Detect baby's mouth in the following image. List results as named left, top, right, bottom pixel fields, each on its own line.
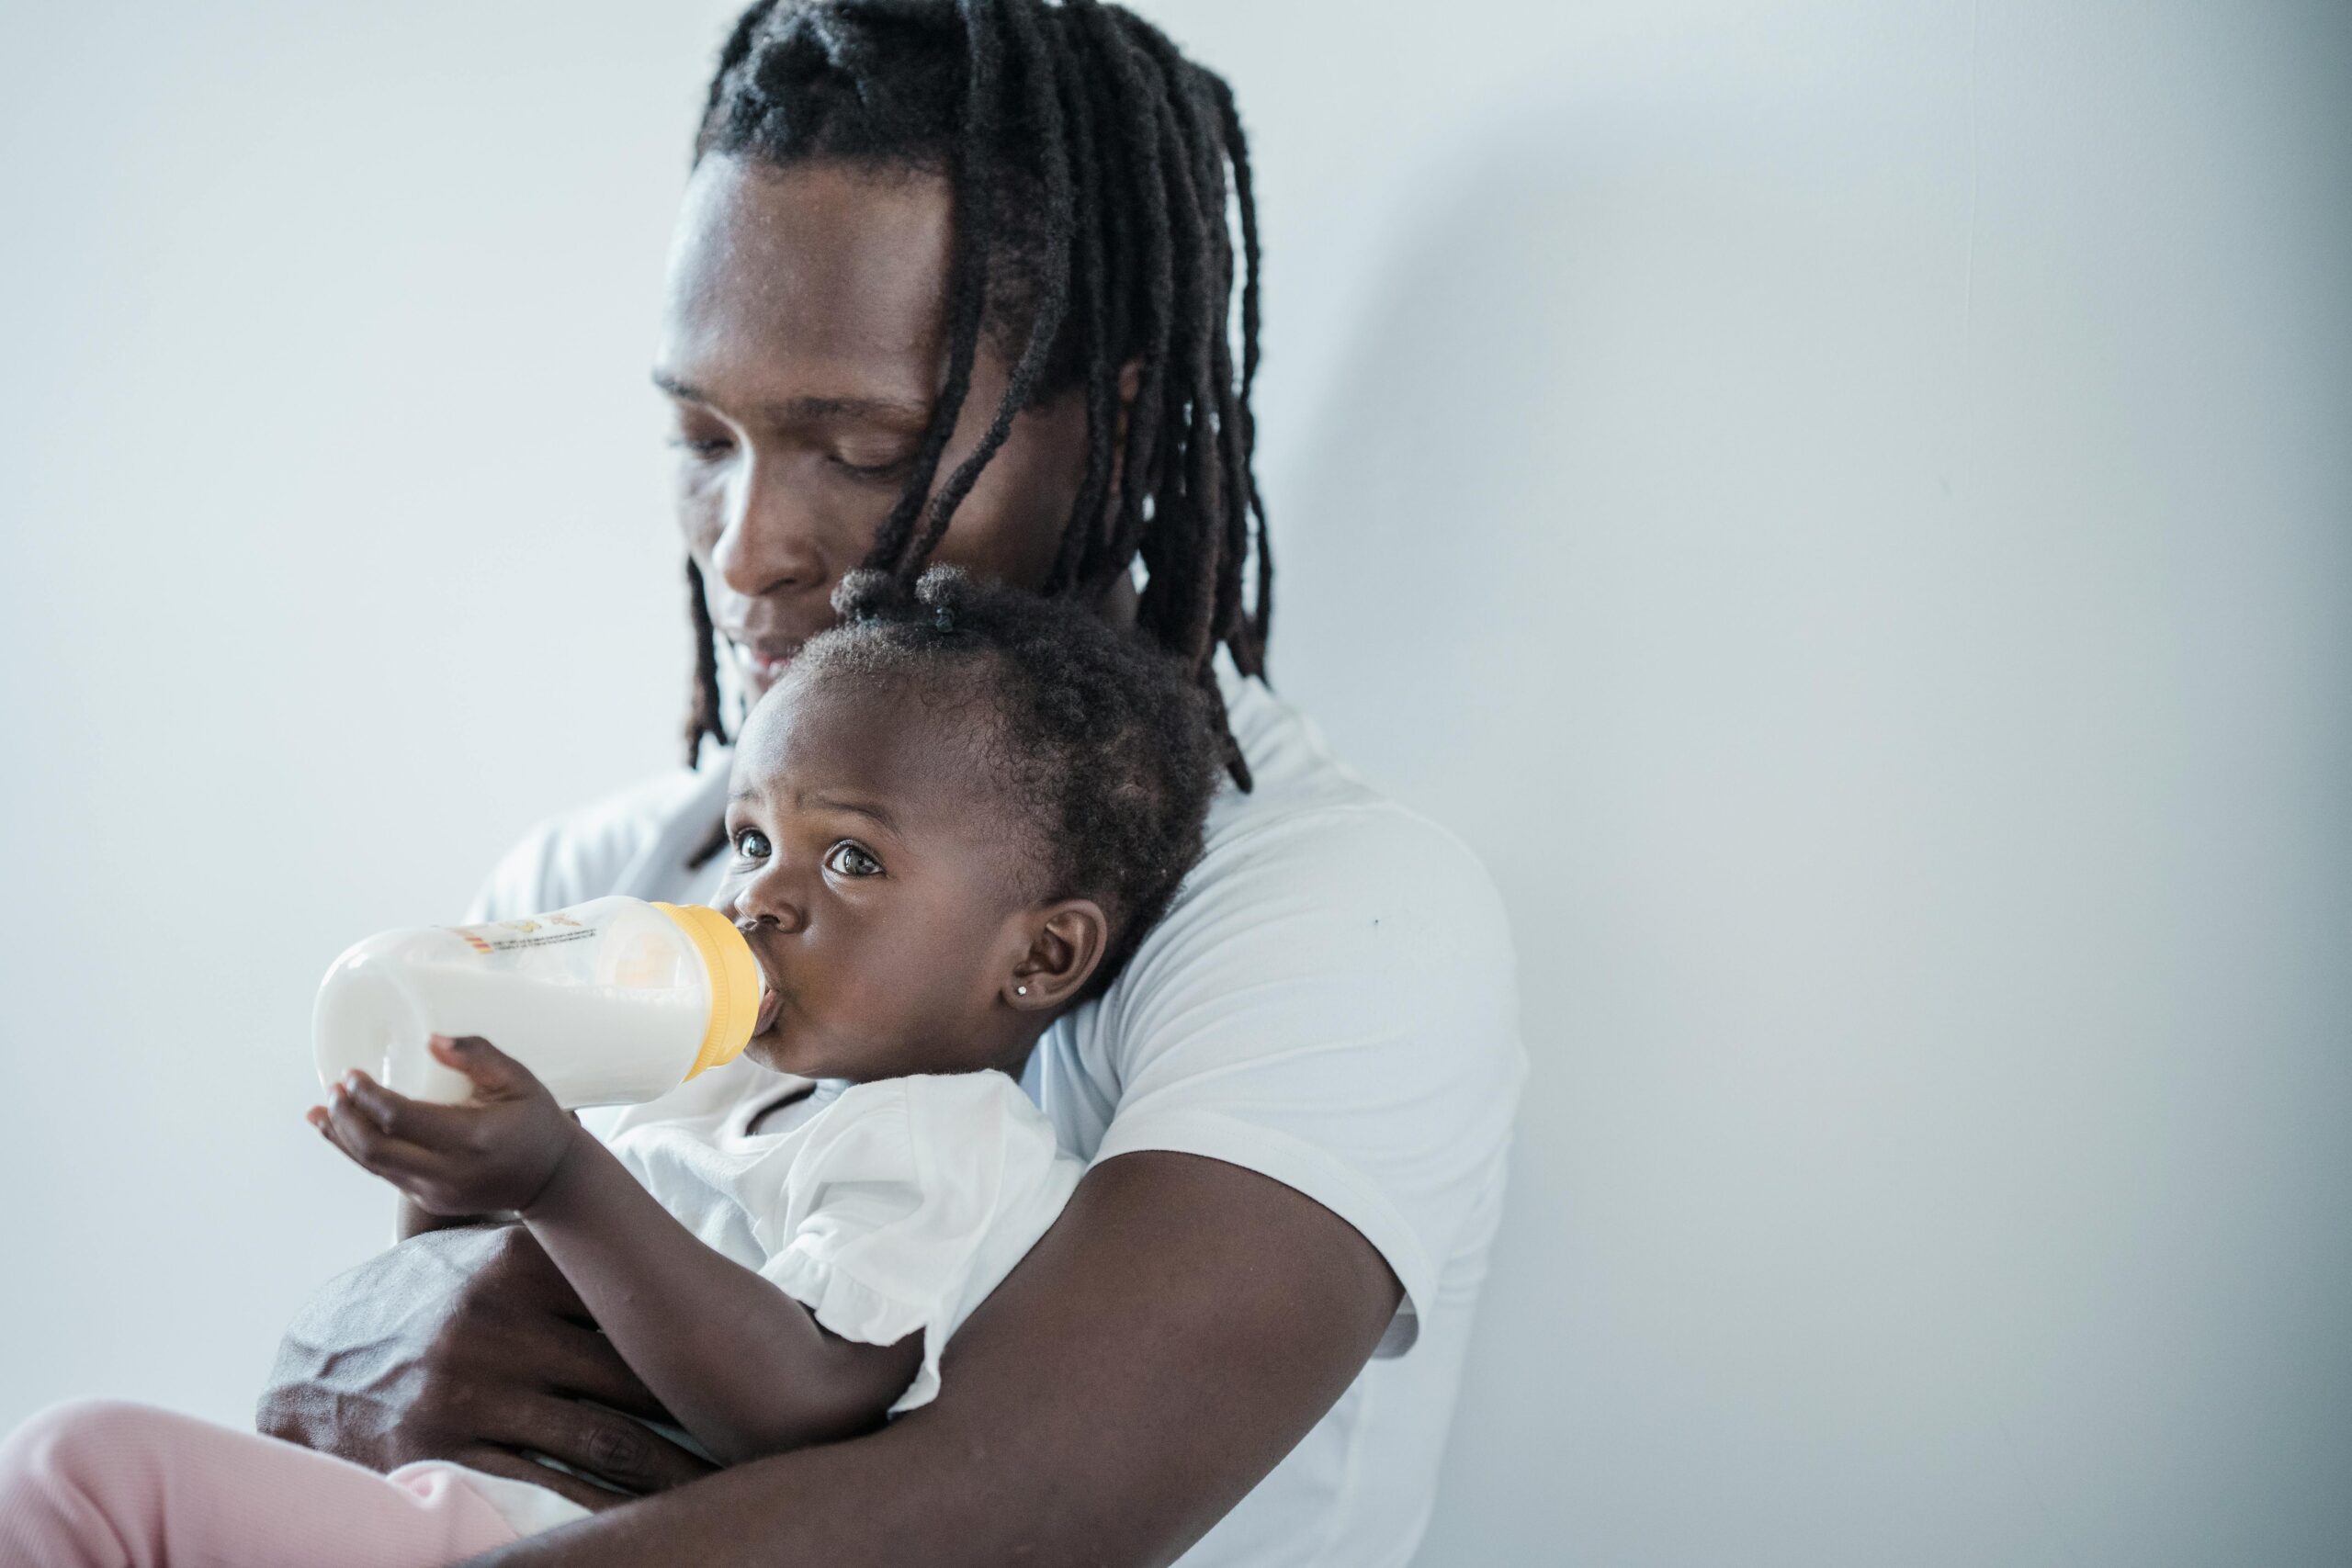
left=753, top=978, right=784, bottom=1037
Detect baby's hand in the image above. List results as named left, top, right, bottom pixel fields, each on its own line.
left=309, top=1035, right=582, bottom=1218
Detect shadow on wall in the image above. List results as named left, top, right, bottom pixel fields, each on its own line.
left=1268, top=30, right=2352, bottom=1564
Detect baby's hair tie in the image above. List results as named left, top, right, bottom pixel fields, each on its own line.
left=913, top=565, right=978, bottom=637
left=829, top=568, right=903, bottom=625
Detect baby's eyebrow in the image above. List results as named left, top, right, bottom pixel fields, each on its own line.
left=801, top=792, right=902, bottom=838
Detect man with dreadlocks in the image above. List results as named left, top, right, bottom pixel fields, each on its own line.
left=258, top=4, right=1523, bottom=1565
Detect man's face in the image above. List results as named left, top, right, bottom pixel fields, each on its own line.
left=655, top=155, right=1091, bottom=704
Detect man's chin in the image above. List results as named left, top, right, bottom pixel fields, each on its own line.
left=729, top=642, right=799, bottom=705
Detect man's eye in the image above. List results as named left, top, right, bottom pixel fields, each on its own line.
left=824, top=841, right=884, bottom=878
left=733, top=829, right=772, bottom=860
left=830, top=450, right=916, bottom=482
left=669, top=433, right=735, bottom=461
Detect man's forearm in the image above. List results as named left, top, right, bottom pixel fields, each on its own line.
left=466, top=1416, right=1014, bottom=1566
left=398, top=1196, right=495, bottom=1238
left=521, top=1132, right=916, bottom=1464
left=457, top=1150, right=1402, bottom=1568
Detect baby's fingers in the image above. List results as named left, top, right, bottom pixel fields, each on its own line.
left=315, top=1084, right=438, bottom=1182
left=337, top=1069, right=476, bottom=1149
left=429, top=1034, right=539, bottom=1100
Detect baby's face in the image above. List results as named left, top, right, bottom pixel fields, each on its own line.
left=714, top=674, right=1037, bottom=1082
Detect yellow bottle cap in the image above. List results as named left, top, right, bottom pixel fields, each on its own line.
left=650, top=902, right=761, bottom=1080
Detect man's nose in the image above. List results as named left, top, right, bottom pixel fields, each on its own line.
left=710, top=453, right=833, bottom=602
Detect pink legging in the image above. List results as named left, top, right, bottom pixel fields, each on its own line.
left=0, top=1400, right=524, bottom=1568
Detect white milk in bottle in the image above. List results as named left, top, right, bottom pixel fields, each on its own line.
left=312, top=897, right=761, bottom=1109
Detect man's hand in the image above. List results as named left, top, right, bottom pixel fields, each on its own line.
left=254, top=1223, right=716, bottom=1510
left=311, top=1035, right=582, bottom=1218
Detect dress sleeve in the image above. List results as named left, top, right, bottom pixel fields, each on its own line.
left=752, top=1075, right=1081, bottom=1415
left=1083, top=804, right=1526, bottom=1357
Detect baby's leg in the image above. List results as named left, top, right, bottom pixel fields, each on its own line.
left=0, top=1398, right=522, bottom=1568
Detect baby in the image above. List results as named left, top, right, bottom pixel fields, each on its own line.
left=0, top=567, right=1221, bottom=1566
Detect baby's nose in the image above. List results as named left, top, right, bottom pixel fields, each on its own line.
left=729, top=877, right=807, bottom=937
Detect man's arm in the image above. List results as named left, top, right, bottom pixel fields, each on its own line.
left=458, top=1148, right=1403, bottom=1567
left=397, top=1197, right=481, bottom=1238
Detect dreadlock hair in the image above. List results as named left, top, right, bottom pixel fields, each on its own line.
left=680, top=0, right=1269, bottom=791
left=785, top=566, right=1223, bottom=996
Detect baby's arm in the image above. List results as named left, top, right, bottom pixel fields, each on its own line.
left=312, top=1036, right=920, bottom=1465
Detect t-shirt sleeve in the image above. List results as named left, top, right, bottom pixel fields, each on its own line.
left=462, top=766, right=718, bottom=923
left=463, top=815, right=578, bottom=924
left=1085, top=806, right=1524, bottom=1357
left=752, top=1075, right=1081, bottom=1416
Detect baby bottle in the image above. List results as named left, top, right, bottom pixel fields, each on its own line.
left=312, top=897, right=761, bottom=1109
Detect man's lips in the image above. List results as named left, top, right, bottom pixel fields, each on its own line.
left=726, top=635, right=804, bottom=684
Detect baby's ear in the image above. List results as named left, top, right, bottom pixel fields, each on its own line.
left=1005, top=899, right=1110, bottom=1012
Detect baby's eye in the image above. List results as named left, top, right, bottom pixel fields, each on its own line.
left=733, top=828, right=772, bottom=861
left=824, top=841, right=884, bottom=878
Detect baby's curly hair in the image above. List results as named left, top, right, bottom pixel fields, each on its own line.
left=793, top=567, right=1223, bottom=997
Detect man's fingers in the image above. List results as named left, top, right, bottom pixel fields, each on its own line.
left=529, top=1317, right=678, bottom=1424
left=441, top=1446, right=635, bottom=1514
left=482, top=1392, right=716, bottom=1495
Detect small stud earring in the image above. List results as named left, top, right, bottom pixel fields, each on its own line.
left=1014, top=984, right=1030, bottom=997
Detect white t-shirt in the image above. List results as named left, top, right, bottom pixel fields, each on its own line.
left=469, top=672, right=1526, bottom=1568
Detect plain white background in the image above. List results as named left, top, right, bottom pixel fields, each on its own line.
left=3, top=3, right=2346, bottom=1563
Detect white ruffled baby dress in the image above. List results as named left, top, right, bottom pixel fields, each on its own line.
left=397, top=1065, right=1083, bottom=1539
left=606, top=1065, right=1083, bottom=1415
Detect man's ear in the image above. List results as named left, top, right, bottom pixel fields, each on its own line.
left=1005, top=899, right=1111, bottom=1011
left=1098, top=359, right=1145, bottom=524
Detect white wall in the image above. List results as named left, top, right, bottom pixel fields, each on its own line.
left=3, top=4, right=2346, bottom=1564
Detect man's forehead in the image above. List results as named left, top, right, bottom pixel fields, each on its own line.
left=661, top=155, right=951, bottom=377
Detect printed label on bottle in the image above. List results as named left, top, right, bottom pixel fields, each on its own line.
left=447, top=913, right=599, bottom=956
